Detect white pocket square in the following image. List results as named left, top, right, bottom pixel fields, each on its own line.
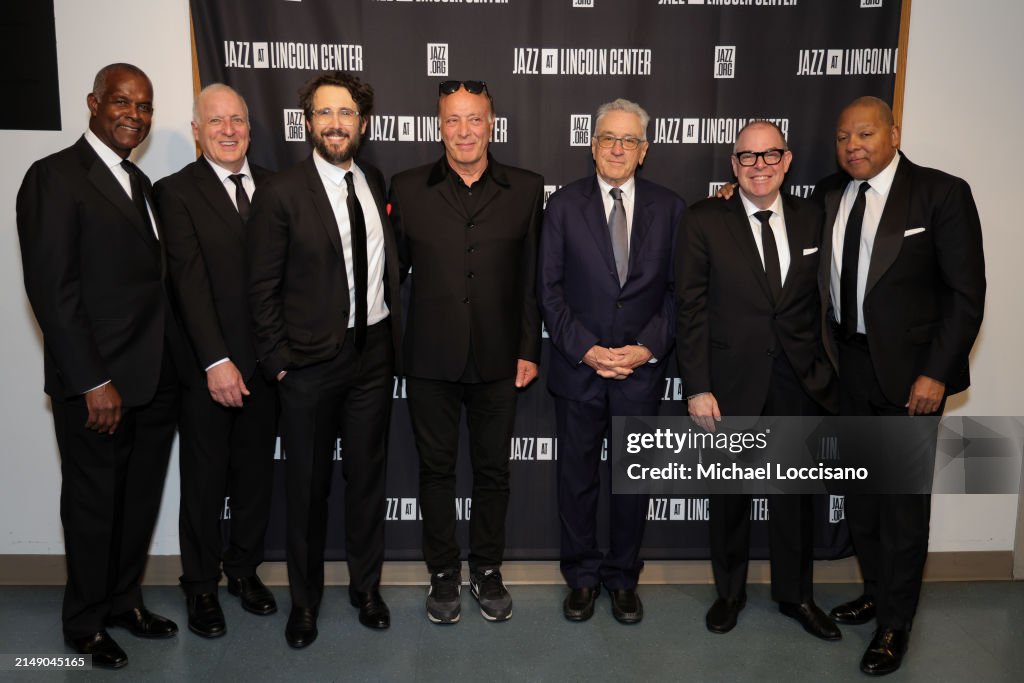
left=904, top=227, right=926, bottom=237
left=802, top=247, right=818, bottom=255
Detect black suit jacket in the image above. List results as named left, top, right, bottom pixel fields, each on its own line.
left=247, top=155, right=402, bottom=380
left=389, top=156, right=543, bottom=381
left=814, top=153, right=986, bottom=405
left=155, top=157, right=269, bottom=381
left=676, top=192, right=837, bottom=416
left=17, top=136, right=182, bottom=406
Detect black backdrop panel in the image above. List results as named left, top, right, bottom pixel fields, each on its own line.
left=194, top=0, right=900, bottom=563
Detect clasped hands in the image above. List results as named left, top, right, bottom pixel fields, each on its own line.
left=583, top=344, right=652, bottom=380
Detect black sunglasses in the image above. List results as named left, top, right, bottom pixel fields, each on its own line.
left=438, top=80, right=488, bottom=96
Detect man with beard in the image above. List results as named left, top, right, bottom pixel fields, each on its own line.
left=248, top=71, right=402, bottom=648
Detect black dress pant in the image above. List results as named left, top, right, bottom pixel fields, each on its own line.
left=53, top=349, right=179, bottom=639
left=178, top=368, right=277, bottom=596
left=406, top=376, right=517, bottom=574
left=277, top=322, right=393, bottom=611
left=838, top=334, right=937, bottom=631
left=710, top=351, right=821, bottom=605
left=555, top=385, right=654, bottom=591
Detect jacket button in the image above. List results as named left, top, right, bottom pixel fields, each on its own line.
left=616, top=302, right=624, bottom=309
left=463, top=297, right=470, bottom=304
left=467, top=247, right=476, bottom=253
left=467, top=272, right=475, bottom=279
left=467, top=223, right=475, bottom=229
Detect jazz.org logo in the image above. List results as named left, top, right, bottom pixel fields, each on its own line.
left=572, top=0, right=595, bottom=6
left=570, top=115, right=592, bottom=147
left=427, top=43, right=448, bottom=77
left=830, top=494, right=846, bottom=523
left=796, top=48, right=897, bottom=75
left=510, top=437, right=556, bottom=461
left=714, top=45, right=735, bottom=79
left=284, top=109, right=306, bottom=142
left=861, top=0, right=883, bottom=7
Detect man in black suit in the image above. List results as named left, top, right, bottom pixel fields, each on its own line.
left=248, top=71, right=401, bottom=648
left=817, top=97, right=985, bottom=676
left=676, top=121, right=840, bottom=641
left=155, top=84, right=278, bottom=638
left=16, top=63, right=182, bottom=669
left=389, top=81, right=542, bottom=624
left=539, top=98, right=685, bottom=625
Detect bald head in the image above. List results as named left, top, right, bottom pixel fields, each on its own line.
left=192, top=83, right=250, bottom=172
left=839, top=96, right=895, bottom=127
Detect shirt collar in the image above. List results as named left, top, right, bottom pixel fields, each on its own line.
left=596, top=174, right=636, bottom=199
left=739, top=190, right=783, bottom=220
left=84, top=129, right=128, bottom=170
left=204, top=155, right=252, bottom=184
left=312, top=149, right=361, bottom=186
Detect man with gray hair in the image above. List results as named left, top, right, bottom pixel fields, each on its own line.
left=155, top=83, right=278, bottom=638
left=539, top=98, right=685, bottom=623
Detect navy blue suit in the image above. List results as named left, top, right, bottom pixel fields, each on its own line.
left=539, top=175, right=684, bottom=589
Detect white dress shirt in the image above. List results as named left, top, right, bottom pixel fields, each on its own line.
left=597, top=174, right=637, bottom=246
left=739, top=191, right=791, bottom=286
left=84, top=128, right=158, bottom=239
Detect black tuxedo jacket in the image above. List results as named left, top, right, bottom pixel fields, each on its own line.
left=17, top=136, right=183, bottom=406
left=155, top=158, right=270, bottom=381
left=814, top=153, right=986, bottom=405
left=388, top=156, right=543, bottom=381
left=247, top=156, right=402, bottom=380
left=676, top=192, right=837, bottom=416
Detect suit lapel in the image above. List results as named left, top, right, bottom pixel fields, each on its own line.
left=866, top=155, right=911, bottom=296
left=582, top=177, right=619, bottom=282
left=725, top=193, right=774, bottom=304
left=302, top=157, right=345, bottom=259
left=192, top=159, right=244, bottom=236
left=626, top=181, right=652, bottom=282
left=79, top=139, right=158, bottom=253
left=777, top=195, right=805, bottom=302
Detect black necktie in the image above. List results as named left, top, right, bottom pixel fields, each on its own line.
left=344, top=171, right=368, bottom=351
left=755, top=210, right=782, bottom=302
left=840, top=182, right=871, bottom=338
left=608, top=187, right=628, bottom=286
left=120, top=159, right=154, bottom=236
left=228, top=173, right=250, bottom=222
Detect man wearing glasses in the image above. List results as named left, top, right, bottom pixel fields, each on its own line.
left=539, top=99, right=685, bottom=624
left=676, top=121, right=841, bottom=641
left=248, top=71, right=402, bottom=648
left=389, top=80, right=543, bottom=625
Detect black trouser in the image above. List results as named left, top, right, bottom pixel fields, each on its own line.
left=177, top=368, right=277, bottom=596
left=838, top=334, right=938, bottom=631
left=710, top=351, right=822, bottom=605
left=54, top=350, right=179, bottom=639
left=277, top=322, right=393, bottom=611
left=406, top=376, right=517, bottom=574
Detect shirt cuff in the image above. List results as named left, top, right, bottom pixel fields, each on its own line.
left=205, top=357, right=230, bottom=372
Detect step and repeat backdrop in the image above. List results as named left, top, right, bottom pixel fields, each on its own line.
left=190, top=0, right=903, bottom=562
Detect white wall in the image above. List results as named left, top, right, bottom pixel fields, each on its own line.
left=0, top=0, right=1019, bottom=559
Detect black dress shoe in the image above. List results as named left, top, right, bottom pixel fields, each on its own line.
left=228, top=575, right=277, bottom=615
left=285, top=607, right=318, bottom=649
left=563, top=586, right=600, bottom=622
left=107, top=607, right=178, bottom=639
left=706, top=597, right=745, bottom=634
left=779, top=601, right=842, bottom=641
left=860, top=628, right=909, bottom=676
left=187, top=592, right=226, bottom=638
left=829, top=594, right=875, bottom=625
left=349, top=590, right=390, bottom=630
left=608, top=588, right=643, bottom=624
left=65, top=630, right=127, bottom=669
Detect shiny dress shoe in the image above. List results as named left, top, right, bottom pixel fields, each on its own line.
left=285, top=607, right=318, bottom=649
left=187, top=592, right=226, bottom=638
left=608, top=588, right=643, bottom=624
left=829, top=594, right=876, bottom=625
left=705, top=597, right=745, bottom=634
left=65, top=630, right=128, bottom=669
left=228, top=575, right=277, bottom=615
left=350, top=590, right=390, bottom=630
left=563, top=586, right=600, bottom=622
left=860, top=628, right=909, bottom=676
left=779, top=601, right=842, bottom=641
left=107, top=606, right=178, bottom=638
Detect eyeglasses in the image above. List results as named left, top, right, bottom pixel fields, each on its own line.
left=312, top=107, right=360, bottom=124
left=593, top=134, right=645, bottom=151
left=734, top=148, right=786, bottom=166
left=438, top=80, right=488, bottom=96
